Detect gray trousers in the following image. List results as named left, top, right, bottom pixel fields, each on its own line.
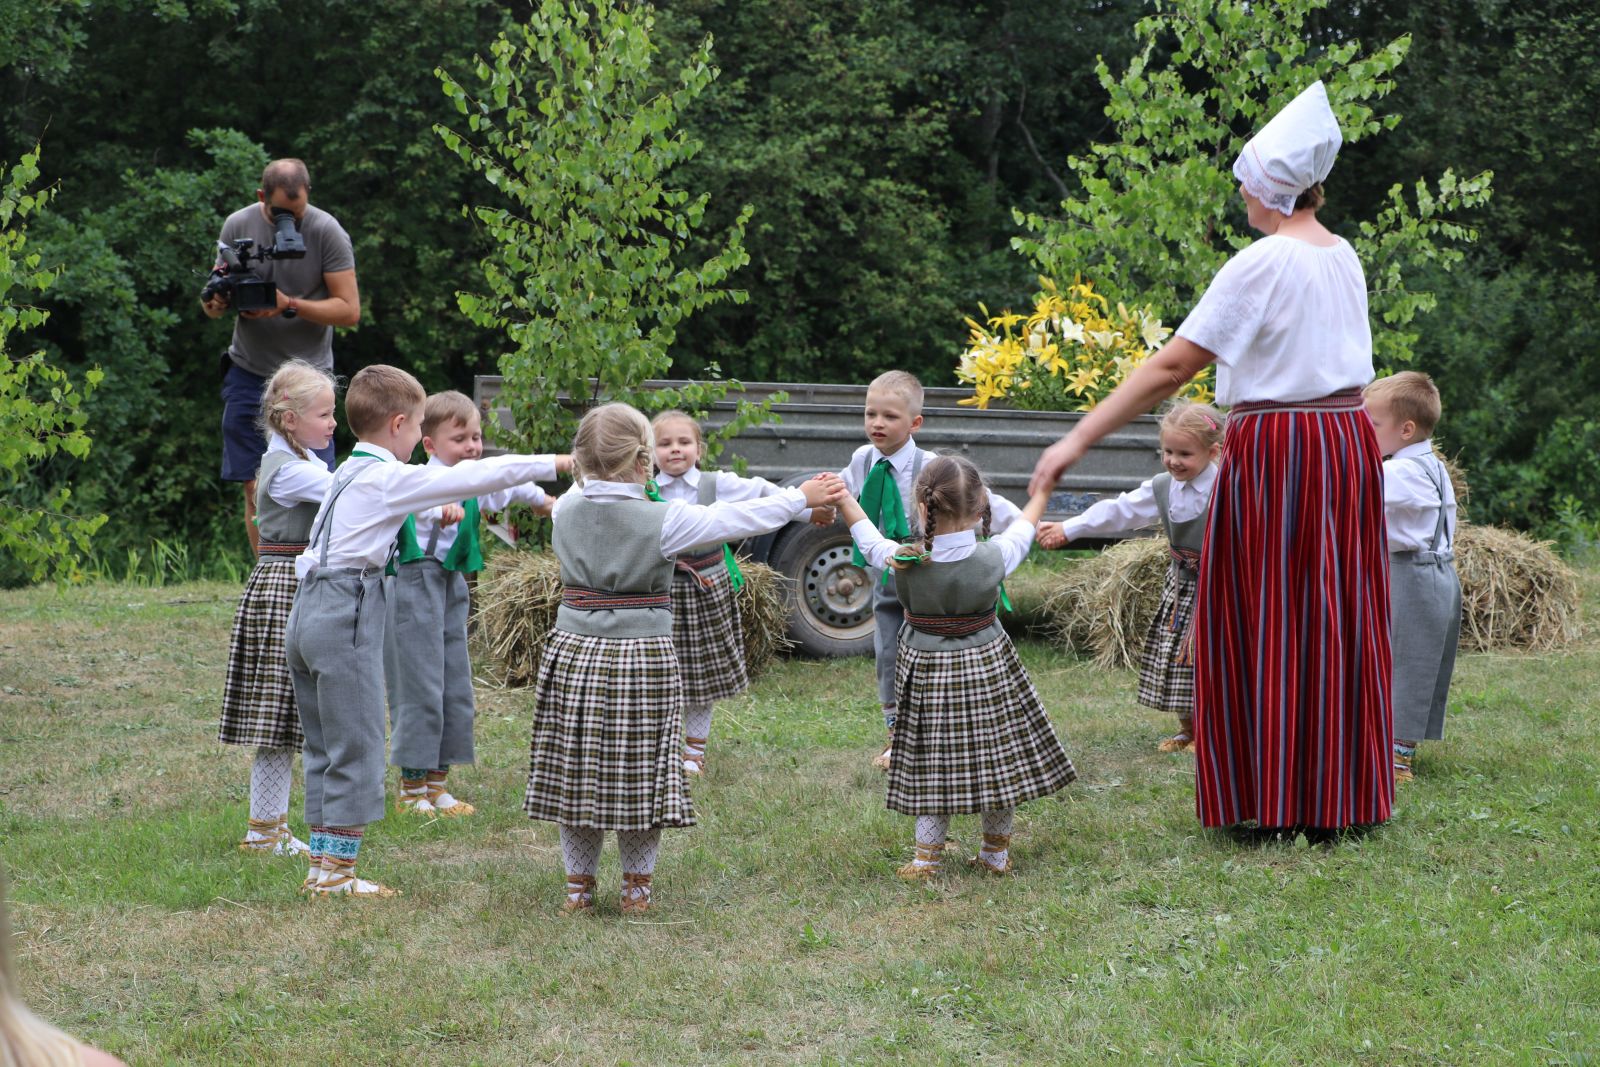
left=384, top=559, right=476, bottom=770
left=1389, top=550, right=1462, bottom=741
left=285, top=568, right=389, bottom=828
left=871, top=568, right=902, bottom=715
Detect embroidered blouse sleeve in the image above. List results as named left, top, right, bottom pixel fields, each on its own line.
left=1058, top=479, right=1160, bottom=541
left=658, top=489, right=807, bottom=556
left=848, top=519, right=898, bottom=571
left=1175, top=241, right=1278, bottom=366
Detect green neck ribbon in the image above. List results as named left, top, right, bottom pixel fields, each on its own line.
left=853, top=458, right=910, bottom=569
left=646, top=479, right=746, bottom=592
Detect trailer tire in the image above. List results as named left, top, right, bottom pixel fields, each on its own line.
left=767, top=521, right=875, bottom=658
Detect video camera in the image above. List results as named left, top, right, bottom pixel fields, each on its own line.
left=199, top=207, right=307, bottom=316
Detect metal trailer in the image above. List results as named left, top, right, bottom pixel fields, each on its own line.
left=473, top=377, right=1163, bottom=657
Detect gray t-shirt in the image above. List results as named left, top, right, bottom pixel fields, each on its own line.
left=218, top=202, right=355, bottom=377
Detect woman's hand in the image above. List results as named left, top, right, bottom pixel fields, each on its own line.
left=1028, top=435, right=1086, bottom=498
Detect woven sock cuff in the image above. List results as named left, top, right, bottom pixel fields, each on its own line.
left=401, top=767, right=430, bottom=781
left=324, top=827, right=363, bottom=861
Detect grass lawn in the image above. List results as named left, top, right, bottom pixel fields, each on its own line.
left=2, top=569, right=1597, bottom=1065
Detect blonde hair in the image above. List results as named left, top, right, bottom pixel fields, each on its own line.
left=421, top=391, right=479, bottom=438
left=1364, top=371, right=1441, bottom=436
left=901, top=455, right=990, bottom=566
left=867, top=370, right=924, bottom=416
left=344, top=365, right=426, bottom=438
left=257, top=359, right=336, bottom=461
left=572, top=403, right=652, bottom=485
left=1, top=870, right=86, bottom=1067
left=1159, top=400, right=1225, bottom=452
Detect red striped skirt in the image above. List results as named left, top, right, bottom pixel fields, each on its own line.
left=1193, top=390, right=1394, bottom=828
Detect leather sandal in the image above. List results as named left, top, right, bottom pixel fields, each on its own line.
left=969, top=832, right=1013, bottom=875
left=562, top=873, right=596, bottom=914
left=896, top=841, right=944, bottom=881
left=620, top=872, right=653, bottom=914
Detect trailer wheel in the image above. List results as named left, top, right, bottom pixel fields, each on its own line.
left=767, top=522, right=875, bottom=658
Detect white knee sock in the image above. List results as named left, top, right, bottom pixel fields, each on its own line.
left=559, top=825, right=604, bottom=877
left=683, top=704, right=713, bottom=754
left=617, top=829, right=661, bottom=875
left=249, top=747, right=295, bottom=827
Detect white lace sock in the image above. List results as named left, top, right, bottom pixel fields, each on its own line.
left=684, top=704, right=712, bottom=757
left=979, top=808, right=1015, bottom=868
left=913, top=815, right=950, bottom=869
left=248, top=747, right=295, bottom=837
left=560, top=824, right=604, bottom=910
left=618, top=829, right=660, bottom=910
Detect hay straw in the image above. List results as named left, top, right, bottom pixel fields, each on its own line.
left=1452, top=525, right=1580, bottom=652
left=1043, top=522, right=1581, bottom=667
left=474, top=551, right=792, bottom=688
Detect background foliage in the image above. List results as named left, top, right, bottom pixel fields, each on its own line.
left=0, top=0, right=1594, bottom=580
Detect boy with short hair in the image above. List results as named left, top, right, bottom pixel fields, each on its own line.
left=1363, top=370, right=1461, bottom=784
left=831, top=370, right=1022, bottom=770
left=386, top=391, right=571, bottom=818
left=285, top=366, right=566, bottom=897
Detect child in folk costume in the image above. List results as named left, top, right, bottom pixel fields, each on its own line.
left=1364, top=372, right=1461, bottom=784
left=841, top=456, right=1075, bottom=878
left=527, top=404, right=846, bottom=914
left=386, top=391, right=572, bottom=817
left=825, top=370, right=1022, bottom=771
left=219, top=359, right=335, bottom=856
left=650, top=410, right=824, bottom=776
left=285, top=365, right=564, bottom=897
left=1038, top=401, right=1225, bottom=753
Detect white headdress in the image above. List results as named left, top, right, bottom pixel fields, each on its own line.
left=1232, top=80, right=1342, bottom=217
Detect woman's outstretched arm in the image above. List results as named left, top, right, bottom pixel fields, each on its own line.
left=1028, top=336, right=1216, bottom=496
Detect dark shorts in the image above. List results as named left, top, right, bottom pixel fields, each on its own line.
left=220, top=359, right=335, bottom=482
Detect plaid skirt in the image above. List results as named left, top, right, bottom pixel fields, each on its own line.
left=523, top=628, right=694, bottom=831
left=1136, top=563, right=1198, bottom=715
left=670, top=567, right=749, bottom=706
left=218, top=556, right=304, bottom=750
left=887, top=633, right=1077, bottom=815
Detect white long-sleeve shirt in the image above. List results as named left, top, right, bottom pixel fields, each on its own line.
left=262, top=433, right=333, bottom=506
left=296, top=445, right=555, bottom=578
left=552, top=480, right=809, bottom=557
left=408, top=454, right=558, bottom=562
left=837, top=437, right=1022, bottom=535
left=850, top=518, right=1038, bottom=577
left=1383, top=441, right=1457, bottom=554
left=1058, top=464, right=1218, bottom=542
left=652, top=466, right=784, bottom=505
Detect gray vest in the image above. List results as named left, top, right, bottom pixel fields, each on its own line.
left=682, top=474, right=725, bottom=563
left=896, top=542, right=1009, bottom=651
left=254, top=449, right=321, bottom=547
left=553, top=494, right=675, bottom=638
left=1151, top=473, right=1210, bottom=581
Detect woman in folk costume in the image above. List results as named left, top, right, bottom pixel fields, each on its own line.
left=1030, top=81, right=1393, bottom=831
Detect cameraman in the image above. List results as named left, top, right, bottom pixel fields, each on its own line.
left=202, top=158, right=359, bottom=552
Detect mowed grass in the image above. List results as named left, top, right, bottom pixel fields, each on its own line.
left=1, top=571, right=1598, bottom=1065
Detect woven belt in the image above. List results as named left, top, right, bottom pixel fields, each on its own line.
left=560, top=586, right=672, bottom=611
left=904, top=610, right=997, bottom=637
left=674, top=549, right=724, bottom=589
left=1168, top=546, right=1202, bottom=575
left=256, top=540, right=309, bottom=558
left=1229, top=387, right=1364, bottom=418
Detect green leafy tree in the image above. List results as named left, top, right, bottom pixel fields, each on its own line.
left=0, top=148, right=105, bottom=582
left=1013, top=0, right=1493, bottom=370
left=434, top=0, right=775, bottom=465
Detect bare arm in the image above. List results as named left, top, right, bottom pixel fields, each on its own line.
left=1028, top=336, right=1215, bottom=496
left=244, top=268, right=361, bottom=325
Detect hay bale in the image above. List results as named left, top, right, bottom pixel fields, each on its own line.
left=1042, top=536, right=1170, bottom=670
left=1041, top=522, right=1582, bottom=666
left=1453, top=524, right=1580, bottom=652
left=474, top=550, right=792, bottom=688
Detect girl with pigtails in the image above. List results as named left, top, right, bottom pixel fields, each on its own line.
left=839, top=457, right=1077, bottom=880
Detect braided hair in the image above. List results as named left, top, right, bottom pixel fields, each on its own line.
left=890, top=455, right=988, bottom=569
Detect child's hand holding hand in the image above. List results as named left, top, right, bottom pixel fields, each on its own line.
left=531, top=498, right=556, bottom=518
left=438, top=503, right=466, bottom=527
left=809, top=505, right=837, bottom=526
left=800, top=472, right=847, bottom=510
left=554, top=454, right=575, bottom=475
left=1037, top=521, right=1069, bottom=550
